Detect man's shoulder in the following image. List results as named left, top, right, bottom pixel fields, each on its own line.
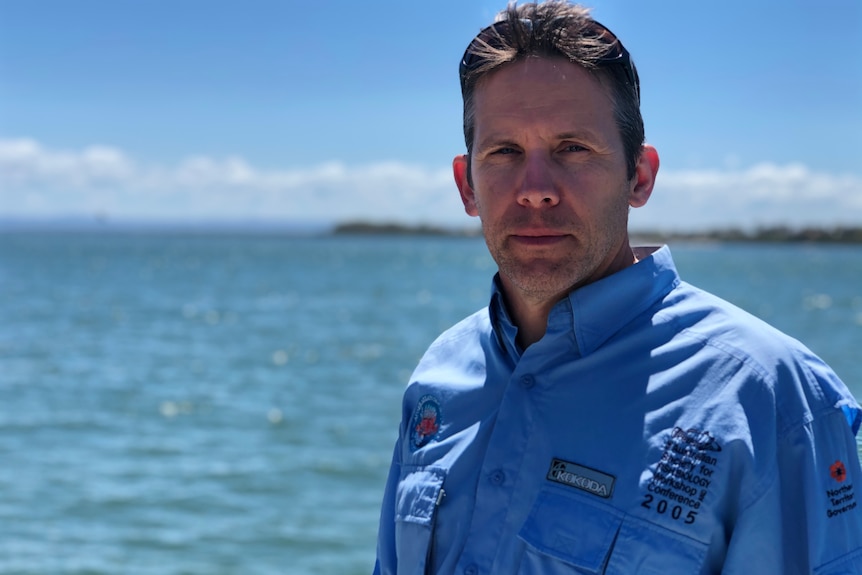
left=665, top=280, right=836, bottom=378
left=666, top=280, right=803, bottom=357
left=426, top=307, right=493, bottom=350
left=406, top=307, right=495, bottom=391
left=666, top=281, right=857, bottom=430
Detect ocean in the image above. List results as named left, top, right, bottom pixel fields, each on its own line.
left=1, top=232, right=860, bottom=574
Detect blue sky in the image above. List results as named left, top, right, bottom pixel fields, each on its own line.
left=1, top=0, right=860, bottom=231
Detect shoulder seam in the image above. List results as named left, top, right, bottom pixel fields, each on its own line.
left=675, top=325, right=831, bottom=438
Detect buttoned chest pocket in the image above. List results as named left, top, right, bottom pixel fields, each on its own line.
left=394, top=466, right=445, bottom=575
left=517, top=490, right=708, bottom=575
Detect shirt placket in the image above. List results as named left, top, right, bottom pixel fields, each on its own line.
left=454, top=360, right=541, bottom=575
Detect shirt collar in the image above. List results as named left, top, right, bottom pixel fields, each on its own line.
left=489, top=245, right=681, bottom=359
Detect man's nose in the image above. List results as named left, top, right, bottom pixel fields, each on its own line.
left=516, top=154, right=560, bottom=208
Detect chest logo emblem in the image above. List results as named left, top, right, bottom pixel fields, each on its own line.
left=409, top=395, right=441, bottom=451
left=831, top=460, right=848, bottom=483
left=547, top=458, right=616, bottom=499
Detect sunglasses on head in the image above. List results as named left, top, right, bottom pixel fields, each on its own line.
left=458, top=18, right=640, bottom=103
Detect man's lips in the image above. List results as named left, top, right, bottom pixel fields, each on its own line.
left=509, top=231, right=570, bottom=246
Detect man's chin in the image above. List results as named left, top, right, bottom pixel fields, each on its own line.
left=499, top=262, right=586, bottom=301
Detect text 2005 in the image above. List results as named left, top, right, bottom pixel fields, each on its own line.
left=641, top=494, right=698, bottom=524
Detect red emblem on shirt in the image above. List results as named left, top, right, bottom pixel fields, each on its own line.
left=416, top=415, right=439, bottom=437
left=830, top=460, right=847, bottom=483
left=409, top=395, right=442, bottom=451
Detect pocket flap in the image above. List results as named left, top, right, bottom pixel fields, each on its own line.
left=518, top=489, right=623, bottom=572
left=395, top=467, right=445, bottom=526
left=604, top=515, right=707, bottom=575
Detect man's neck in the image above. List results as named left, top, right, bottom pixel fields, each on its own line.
left=506, top=294, right=561, bottom=350
left=502, top=243, right=639, bottom=350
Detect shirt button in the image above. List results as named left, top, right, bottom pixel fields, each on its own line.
left=464, top=565, right=478, bottom=575
left=489, top=469, right=506, bottom=485
left=520, top=374, right=535, bottom=389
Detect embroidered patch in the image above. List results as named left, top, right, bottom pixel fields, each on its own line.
left=546, top=458, right=616, bottom=499
left=409, top=395, right=441, bottom=451
left=639, top=427, right=722, bottom=526
left=831, top=460, right=848, bottom=483
left=825, top=459, right=858, bottom=519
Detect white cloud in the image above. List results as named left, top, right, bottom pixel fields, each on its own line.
left=636, top=163, right=862, bottom=231
left=0, top=138, right=464, bottom=225
left=1, top=138, right=860, bottom=230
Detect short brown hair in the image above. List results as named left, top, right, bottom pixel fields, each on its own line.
left=459, top=1, right=644, bottom=179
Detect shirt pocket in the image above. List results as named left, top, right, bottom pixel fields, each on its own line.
left=517, top=489, right=708, bottom=575
left=517, top=489, right=624, bottom=574
left=394, top=466, right=445, bottom=574
left=604, top=513, right=708, bottom=575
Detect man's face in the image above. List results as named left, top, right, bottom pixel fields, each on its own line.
left=454, top=56, right=652, bottom=305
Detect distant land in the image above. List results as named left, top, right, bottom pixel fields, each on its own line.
left=333, top=222, right=862, bottom=244
left=332, top=221, right=481, bottom=237
left=632, top=226, right=862, bottom=245
left=0, top=217, right=332, bottom=236
left=2, top=217, right=861, bottom=243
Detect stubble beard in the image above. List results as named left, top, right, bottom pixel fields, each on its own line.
left=482, top=199, right=631, bottom=305
left=486, top=231, right=600, bottom=304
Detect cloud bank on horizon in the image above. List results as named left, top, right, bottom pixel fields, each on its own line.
left=2, top=138, right=860, bottom=231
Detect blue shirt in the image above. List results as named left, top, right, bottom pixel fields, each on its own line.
left=374, top=246, right=862, bottom=574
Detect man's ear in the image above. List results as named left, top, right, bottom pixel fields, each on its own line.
left=629, top=144, right=660, bottom=208
left=453, top=154, right=479, bottom=217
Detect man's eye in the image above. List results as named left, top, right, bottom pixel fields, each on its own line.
left=492, top=147, right=517, bottom=155
left=563, top=144, right=587, bottom=153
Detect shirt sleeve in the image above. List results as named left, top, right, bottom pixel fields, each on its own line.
left=374, top=438, right=402, bottom=575
left=722, top=407, right=862, bottom=574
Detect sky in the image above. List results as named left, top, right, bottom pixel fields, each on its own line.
left=1, top=0, right=860, bottom=231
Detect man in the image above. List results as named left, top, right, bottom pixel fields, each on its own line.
left=374, top=2, right=862, bottom=573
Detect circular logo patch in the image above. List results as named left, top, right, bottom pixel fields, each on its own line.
left=831, top=460, right=848, bottom=483
left=410, top=395, right=441, bottom=451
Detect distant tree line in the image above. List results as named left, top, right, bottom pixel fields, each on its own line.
left=334, top=222, right=862, bottom=244
left=635, top=226, right=862, bottom=244
left=332, top=221, right=481, bottom=237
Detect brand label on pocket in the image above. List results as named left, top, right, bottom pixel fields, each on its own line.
left=547, top=458, right=616, bottom=499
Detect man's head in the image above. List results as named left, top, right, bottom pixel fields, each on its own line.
left=459, top=1, right=643, bottom=180
left=451, top=1, right=659, bottom=312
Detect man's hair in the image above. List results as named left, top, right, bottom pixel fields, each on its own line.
left=460, top=1, right=644, bottom=179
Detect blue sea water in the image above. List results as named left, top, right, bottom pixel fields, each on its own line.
left=1, top=233, right=860, bottom=574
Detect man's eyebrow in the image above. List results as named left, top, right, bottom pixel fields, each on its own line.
left=474, top=135, right=519, bottom=151
left=555, top=130, right=603, bottom=142
left=475, top=129, right=605, bottom=151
